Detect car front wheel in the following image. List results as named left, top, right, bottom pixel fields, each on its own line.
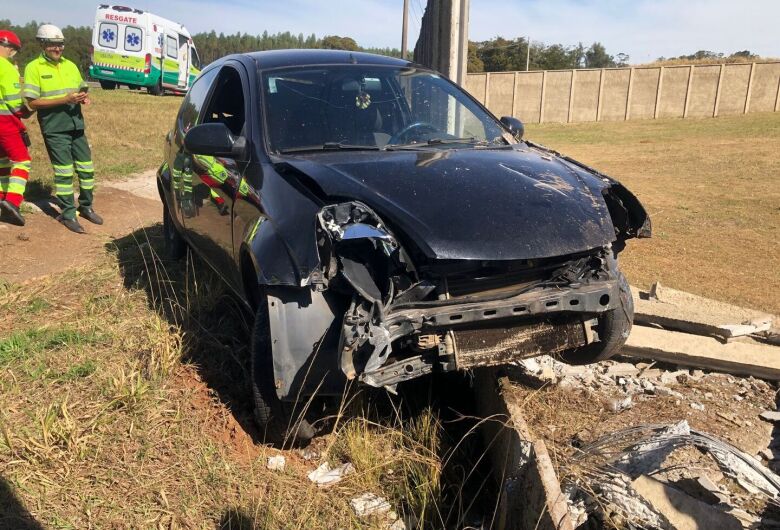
left=558, top=270, right=633, bottom=365
left=251, top=290, right=315, bottom=446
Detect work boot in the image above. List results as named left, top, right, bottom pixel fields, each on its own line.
left=78, top=207, right=104, bottom=225
left=0, top=200, right=25, bottom=226
left=58, top=215, right=85, bottom=234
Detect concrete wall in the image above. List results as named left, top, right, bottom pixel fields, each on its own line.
left=466, top=62, right=780, bottom=123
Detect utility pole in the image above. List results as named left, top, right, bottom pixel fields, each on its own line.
left=401, top=0, right=409, bottom=59
left=456, top=0, right=469, bottom=86
left=413, top=0, right=470, bottom=86
left=526, top=35, right=530, bottom=71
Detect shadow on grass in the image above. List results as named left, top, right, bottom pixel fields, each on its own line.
left=0, top=476, right=44, bottom=530
left=108, top=225, right=498, bottom=527
left=108, top=224, right=264, bottom=445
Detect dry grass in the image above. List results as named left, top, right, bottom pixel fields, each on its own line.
left=23, top=89, right=181, bottom=195
left=0, top=227, right=490, bottom=528
left=526, top=111, right=780, bottom=315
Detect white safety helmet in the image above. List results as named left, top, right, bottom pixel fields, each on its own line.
left=36, top=24, right=65, bottom=44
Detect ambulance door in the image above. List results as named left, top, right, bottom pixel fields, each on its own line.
left=177, top=34, right=190, bottom=88
left=162, top=31, right=179, bottom=89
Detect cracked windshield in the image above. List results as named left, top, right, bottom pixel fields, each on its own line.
left=263, top=66, right=509, bottom=153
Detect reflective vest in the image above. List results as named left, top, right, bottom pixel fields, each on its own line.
left=0, top=56, right=24, bottom=121
left=23, top=53, right=88, bottom=133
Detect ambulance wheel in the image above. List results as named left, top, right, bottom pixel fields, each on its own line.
left=148, top=81, right=163, bottom=96
left=99, top=80, right=116, bottom=90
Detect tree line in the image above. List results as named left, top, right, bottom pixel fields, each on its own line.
left=469, top=38, right=629, bottom=72
left=0, top=18, right=766, bottom=78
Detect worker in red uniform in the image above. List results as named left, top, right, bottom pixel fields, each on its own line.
left=0, top=29, right=31, bottom=226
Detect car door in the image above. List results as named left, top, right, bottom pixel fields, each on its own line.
left=184, top=62, right=251, bottom=289
left=167, top=67, right=219, bottom=228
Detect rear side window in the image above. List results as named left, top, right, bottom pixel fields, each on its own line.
left=98, top=22, right=118, bottom=49
left=166, top=36, right=178, bottom=59
left=178, top=68, right=220, bottom=133
left=124, top=26, right=143, bottom=52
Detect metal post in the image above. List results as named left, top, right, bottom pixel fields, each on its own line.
left=654, top=66, right=664, bottom=119
left=625, top=67, right=635, bottom=120
left=401, top=0, right=409, bottom=60
left=744, top=62, right=756, bottom=114
left=684, top=65, right=695, bottom=118
left=511, top=71, right=519, bottom=117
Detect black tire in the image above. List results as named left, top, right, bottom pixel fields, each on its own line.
left=147, top=80, right=163, bottom=96
left=558, top=270, right=634, bottom=365
left=99, top=80, right=117, bottom=90
left=251, top=292, right=315, bottom=445
left=162, top=202, right=186, bottom=260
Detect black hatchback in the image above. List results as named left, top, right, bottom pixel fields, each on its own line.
left=158, top=49, right=650, bottom=443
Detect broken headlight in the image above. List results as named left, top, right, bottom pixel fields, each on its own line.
left=316, top=202, right=419, bottom=378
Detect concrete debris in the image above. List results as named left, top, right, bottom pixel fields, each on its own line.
left=591, top=474, right=668, bottom=529
left=654, top=385, right=684, bottom=399
left=631, top=283, right=774, bottom=339
left=624, top=325, right=780, bottom=381
left=350, top=492, right=392, bottom=518
left=266, top=455, right=286, bottom=471
left=606, top=362, right=641, bottom=377
left=307, top=462, right=355, bottom=487
left=387, top=518, right=407, bottom=530
left=298, top=447, right=319, bottom=461
left=690, top=402, right=705, bottom=411
left=606, top=395, right=634, bottom=413
left=631, top=475, right=743, bottom=530
left=565, top=421, right=780, bottom=529
left=759, top=411, right=780, bottom=423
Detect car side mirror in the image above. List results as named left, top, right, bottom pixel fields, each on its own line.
left=184, top=122, right=246, bottom=158
left=500, top=116, right=525, bottom=140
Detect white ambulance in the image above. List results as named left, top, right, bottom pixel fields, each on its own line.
left=89, top=4, right=201, bottom=95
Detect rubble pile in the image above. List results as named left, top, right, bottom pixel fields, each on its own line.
left=511, top=355, right=780, bottom=529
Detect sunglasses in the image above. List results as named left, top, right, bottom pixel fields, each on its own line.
left=45, top=43, right=65, bottom=49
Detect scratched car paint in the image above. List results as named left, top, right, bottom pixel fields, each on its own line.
left=157, top=49, right=650, bottom=442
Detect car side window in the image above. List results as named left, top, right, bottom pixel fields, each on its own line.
left=202, top=66, right=246, bottom=138
left=177, top=68, right=220, bottom=134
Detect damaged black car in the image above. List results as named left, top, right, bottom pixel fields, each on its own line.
left=157, top=50, right=651, bottom=443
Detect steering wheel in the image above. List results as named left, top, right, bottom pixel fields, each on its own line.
left=388, top=121, right=439, bottom=145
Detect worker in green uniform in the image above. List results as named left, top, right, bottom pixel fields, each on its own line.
left=23, top=24, right=102, bottom=234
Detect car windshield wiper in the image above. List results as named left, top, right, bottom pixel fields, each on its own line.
left=384, top=137, right=490, bottom=150
left=278, top=142, right=382, bottom=154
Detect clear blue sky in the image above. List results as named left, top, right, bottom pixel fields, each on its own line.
left=5, top=0, right=778, bottom=63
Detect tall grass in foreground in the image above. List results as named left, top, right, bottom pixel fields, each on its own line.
left=0, top=224, right=496, bottom=528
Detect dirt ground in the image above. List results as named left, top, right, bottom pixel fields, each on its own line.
left=0, top=177, right=161, bottom=284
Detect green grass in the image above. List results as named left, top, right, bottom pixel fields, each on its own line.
left=24, top=89, right=181, bottom=195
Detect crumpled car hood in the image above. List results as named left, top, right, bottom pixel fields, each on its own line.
left=280, top=146, right=617, bottom=261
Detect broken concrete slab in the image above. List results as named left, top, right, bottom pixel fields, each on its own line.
left=631, top=284, right=774, bottom=339
left=473, top=369, right=575, bottom=530
left=631, top=475, right=742, bottom=530
left=759, top=411, right=780, bottom=423
left=623, top=326, right=780, bottom=381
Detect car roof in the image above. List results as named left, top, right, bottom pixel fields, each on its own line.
left=212, top=49, right=415, bottom=71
